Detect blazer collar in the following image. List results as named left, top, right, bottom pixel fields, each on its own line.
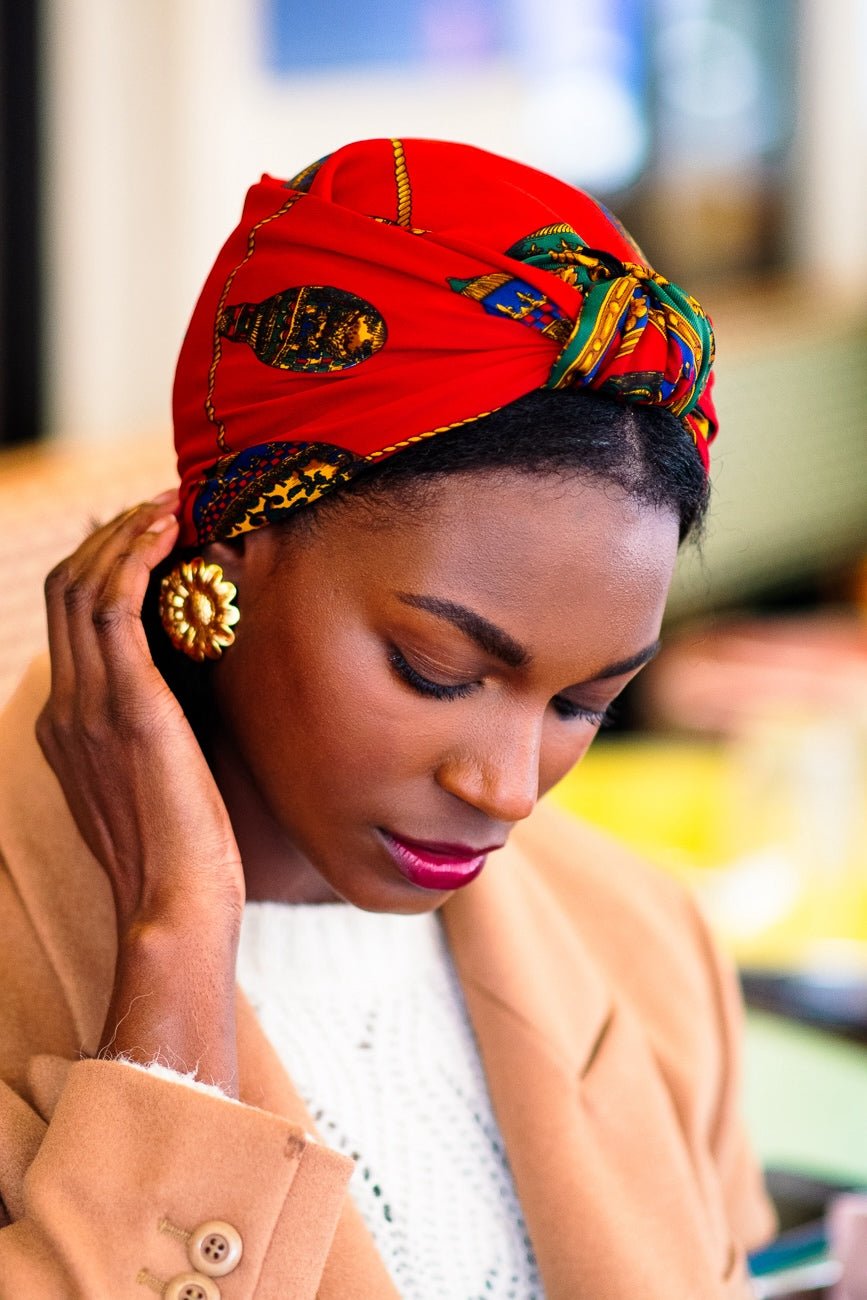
left=442, top=828, right=613, bottom=1080
left=440, top=833, right=619, bottom=1297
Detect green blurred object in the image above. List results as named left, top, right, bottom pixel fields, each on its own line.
left=666, top=322, right=867, bottom=619
left=744, top=1011, right=867, bottom=1185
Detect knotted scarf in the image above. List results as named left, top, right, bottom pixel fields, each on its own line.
left=173, top=138, right=716, bottom=546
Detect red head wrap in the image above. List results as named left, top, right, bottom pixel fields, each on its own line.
left=173, top=138, right=716, bottom=546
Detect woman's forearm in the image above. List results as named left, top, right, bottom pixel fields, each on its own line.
left=100, top=910, right=241, bottom=1096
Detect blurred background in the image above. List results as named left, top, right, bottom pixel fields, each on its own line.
left=1, top=1, right=866, bottom=1288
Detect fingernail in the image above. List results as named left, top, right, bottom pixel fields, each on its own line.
left=149, top=514, right=178, bottom=533
left=151, top=488, right=180, bottom=505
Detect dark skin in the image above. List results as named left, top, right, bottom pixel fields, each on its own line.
left=37, top=470, right=679, bottom=1092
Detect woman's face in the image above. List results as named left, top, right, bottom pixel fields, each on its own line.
left=207, top=471, right=680, bottom=911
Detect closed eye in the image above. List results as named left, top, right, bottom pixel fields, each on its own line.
left=388, top=646, right=476, bottom=700
left=551, top=697, right=616, bottom=727
left=390, top=646, right=615, bottom=727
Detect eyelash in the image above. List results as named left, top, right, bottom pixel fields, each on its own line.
left=388, top=647, right=475, bottom=701
left=554, top=699, right=616, bottom=728
left=388, top=647, right=614, bottom=728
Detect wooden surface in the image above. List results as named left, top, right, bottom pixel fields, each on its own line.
left=0, top=433, right=176, bottom=705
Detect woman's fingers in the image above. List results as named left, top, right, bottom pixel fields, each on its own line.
left=43, top=554, right=78, bottom=700
left=92, top=512, right=181, bottom=701
left=64, top=498, right=178, bottom=651
left=44, top=494, right=179, bottom=705
left=67, top=500, right=180, bottom=716
left=43, top=507, right=139, bottom=701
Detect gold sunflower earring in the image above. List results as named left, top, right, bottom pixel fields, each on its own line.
left=159, top=558, right=240, bottom=661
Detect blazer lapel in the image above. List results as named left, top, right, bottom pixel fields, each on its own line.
left=441, top=821, right=736, bottom=1300
left=442, top=832, right=613, bottom=1076
left=441, top=833, right=615, bottom=1297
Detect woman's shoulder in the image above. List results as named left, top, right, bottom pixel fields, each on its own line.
left=0, top=651, right=115, bottom=913
left=0, top=656, right=92, bottom=891
left=0, top=654, right=51, bottom=768
left=0, top=657, right=115, bottom=1072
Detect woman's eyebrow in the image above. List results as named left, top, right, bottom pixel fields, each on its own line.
left=396, top=593, right=530, bottom=668
left=592, top=640, right=662, bottom=679
left=396, top=593, right=660, bottom=680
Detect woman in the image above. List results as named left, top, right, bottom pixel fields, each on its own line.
left=0, top=139, right=774, bottom=1298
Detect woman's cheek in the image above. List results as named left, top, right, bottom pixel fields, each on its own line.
left=538, top=722, right=598, bottom=797
left=319, top=658, right=436, bottom=779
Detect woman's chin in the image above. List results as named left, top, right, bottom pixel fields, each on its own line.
left=326, top=866, right=454, bottom=916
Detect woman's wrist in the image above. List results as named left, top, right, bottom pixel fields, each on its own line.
left=107, top=848, right=245, bottom=939
left=102, top=908, right=242, bottom=1095
left=124, top=880, right=245, bottom=941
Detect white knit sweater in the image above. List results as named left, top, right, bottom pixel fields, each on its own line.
left=236, top=901, right=544, bottom=1300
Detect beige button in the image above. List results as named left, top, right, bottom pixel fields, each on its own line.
left=163, top=1273, right=221, bottom=1300
left=187, top=1220, right=243, bottom=1278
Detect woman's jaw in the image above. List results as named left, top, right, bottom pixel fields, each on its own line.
left=204, top=470, right=679, bottom=912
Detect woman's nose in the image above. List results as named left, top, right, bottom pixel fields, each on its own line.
left=434, top=715, right=542, bottom=824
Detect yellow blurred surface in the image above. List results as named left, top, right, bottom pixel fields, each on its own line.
left=550, top=737, right=867, bottom=969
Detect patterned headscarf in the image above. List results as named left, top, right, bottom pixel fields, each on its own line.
left=173, top=138, right=716, bottom=546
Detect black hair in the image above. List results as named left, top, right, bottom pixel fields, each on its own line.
left=143, top=389, right=708, bottom=734
left=315, top=390, right=707, bottom=545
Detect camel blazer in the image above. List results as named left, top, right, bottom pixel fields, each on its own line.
left=0, top=660, right=774, bottom=1299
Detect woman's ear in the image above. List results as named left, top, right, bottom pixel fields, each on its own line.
left=200, top=534, right=248, bottom=586
left=201, top=526, right=284, bottom=595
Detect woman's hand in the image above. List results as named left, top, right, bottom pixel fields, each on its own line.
left=36, top=495, right=244, bottom=1089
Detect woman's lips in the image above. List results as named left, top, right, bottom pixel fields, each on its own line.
left=379, top=829, right=500, bottom=891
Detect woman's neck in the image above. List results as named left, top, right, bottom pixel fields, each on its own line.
left=209, top=730, right=341, bottom=905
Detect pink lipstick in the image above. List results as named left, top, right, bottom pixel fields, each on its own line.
left=379, top=830, right=498, bottom=891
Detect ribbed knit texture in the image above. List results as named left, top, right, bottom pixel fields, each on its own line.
left=237, top=902, right=543, bottom=1300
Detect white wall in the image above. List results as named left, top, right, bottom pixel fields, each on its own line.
left=788, top=0, right=867, bottom=300
left=43, top=1, right=183, bottom=441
